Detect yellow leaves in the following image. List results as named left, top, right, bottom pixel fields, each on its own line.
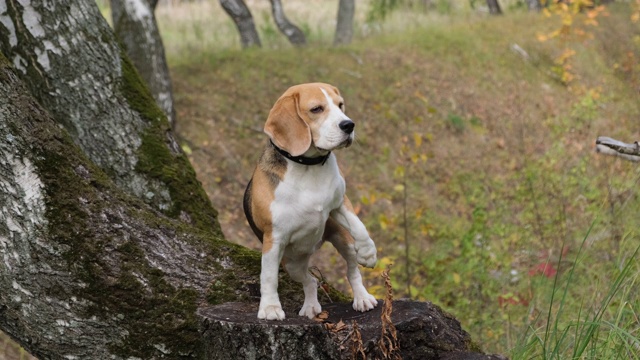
left=394, top=165, right=405, bottom=178
left=452, top=272, right=461, bottom=285
left=413, top=91, right=429, bottom=104
left=181, top=143, right=193, bottom=155
left=539, top=0, right=609, bottom=86
left=393, top=184, right=405, bottom=193
left=556, top=48, right=576, bottom=64
left=379, top=214, right=389, bottom=230
left=634, top=0, right=640, bottom=21
left=413, top=132, right=422, bottom=148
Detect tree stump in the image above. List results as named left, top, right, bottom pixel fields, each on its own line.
left=199, top=300, right=507, bottom=360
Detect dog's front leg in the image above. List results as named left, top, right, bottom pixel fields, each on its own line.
left=331, top=198, right=377, bottom=268
left=258, top=242, right=286, bottom=320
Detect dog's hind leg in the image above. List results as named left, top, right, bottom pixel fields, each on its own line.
left=285, top=253, right=322, bottom=319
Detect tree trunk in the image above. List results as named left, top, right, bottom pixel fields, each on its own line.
left=269, top=0, right=306, bottom=46
left=334, top=0, right=355, bottom=46
left=525, top=0, right=541, bottom=12
left=486, top=0, right=502, bottom=14
left=0, top=54, right=206, bottom=358
left=219, top=0, right=262, bottom=48
left=0, top=0, right=220, bottom=233
left=110, top=0, right=177, bottom=129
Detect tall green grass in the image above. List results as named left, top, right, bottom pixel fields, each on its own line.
left=513, top=228, right=639, bottom=359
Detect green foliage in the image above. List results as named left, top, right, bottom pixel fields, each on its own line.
left=367, top=0, right=401, bottom=23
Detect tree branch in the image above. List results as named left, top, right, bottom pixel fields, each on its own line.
left=595, top=136, right=640, bottom=162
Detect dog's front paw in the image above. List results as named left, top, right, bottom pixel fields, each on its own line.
left=258, top=304, right=286, bottom=320
left=353, top=291, right=378, bottom=312
left=299, top=300, right=322, bottom=319
left=355, top=238, right=377, bottom=268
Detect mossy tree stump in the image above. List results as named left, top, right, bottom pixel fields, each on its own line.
left=199, top=300, right=506, bottom=360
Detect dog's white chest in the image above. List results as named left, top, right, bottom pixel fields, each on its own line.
left=270, top=157, right=344, bottom=249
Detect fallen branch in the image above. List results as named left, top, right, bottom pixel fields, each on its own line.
left=595, top=136, right=640, bottom=162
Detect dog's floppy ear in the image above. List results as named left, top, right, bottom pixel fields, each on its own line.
left=264, top=93, right=312, bottom=157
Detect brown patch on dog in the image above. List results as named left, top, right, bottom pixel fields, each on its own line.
left=323, top=216, right=355, bottom=246
left=243, top=143, right=289, bottom=254
left=250, top=168, right=276, bottom=253
left=264, top=93, right=311, bottom=157
left=342, top=194, right=356, bottom=214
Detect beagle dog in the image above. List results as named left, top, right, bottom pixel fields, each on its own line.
left=243, top=83, right=378, bottom=320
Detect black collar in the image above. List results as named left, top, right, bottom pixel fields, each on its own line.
left=270, top=140, right=331, bottom=166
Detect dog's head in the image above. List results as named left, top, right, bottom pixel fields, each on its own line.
left=264, top=83, right=354, bottom=157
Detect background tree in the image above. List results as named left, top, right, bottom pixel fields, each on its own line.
left=111, top=0, right=177, bottom=128
left=526, top=0, right=542, bottom=12
left=334, top=0, right=355, bottom=45
left=487, top=0, right=502, bottom=14
left=219, top=0, right=262, bottom=48
left=269, top=0, right=307, bottom=46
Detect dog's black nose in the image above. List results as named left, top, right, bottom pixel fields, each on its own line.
left=339, top=120, right=355, bottom=134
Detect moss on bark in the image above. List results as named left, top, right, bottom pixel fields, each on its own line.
left=119, top=50, right=222, bottom=236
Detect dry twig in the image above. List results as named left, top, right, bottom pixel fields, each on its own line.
left=378, top=265, right=401, bottom=359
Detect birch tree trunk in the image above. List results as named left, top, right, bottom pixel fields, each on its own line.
left=486, top=0, right=502, bottom=15
left=0, top=0, right=219, bottom=233
left=111, top=0, right=177, bottom=128
left=334, top=0, right=355, bottom=46
left=219, top=0, right=262, bottom=48
left=525, top=0, right=541, bottom=12
left=0, top=53, right=238, bottom=358
left=269, top=0, right=306, bottom=46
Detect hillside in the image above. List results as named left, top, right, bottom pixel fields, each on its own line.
left=170, top=3, right=640, bottom=357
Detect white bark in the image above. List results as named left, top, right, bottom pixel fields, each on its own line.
left=334, top=0, right=355, bottom=46
left=0, top=0, right=220, bottom=232
left=269, top=0, right=306, bottom=46
left=111, top=0, right=176, bottom=128
left=219, top=0, right=261, bottom=48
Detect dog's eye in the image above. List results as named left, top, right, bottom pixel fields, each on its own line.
left=310, top=106, right=324, bottom=114
left=339, top=102, right=345, bottom=110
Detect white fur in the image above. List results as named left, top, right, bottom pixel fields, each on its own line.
left=257, top=88, right=378, bottom=320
